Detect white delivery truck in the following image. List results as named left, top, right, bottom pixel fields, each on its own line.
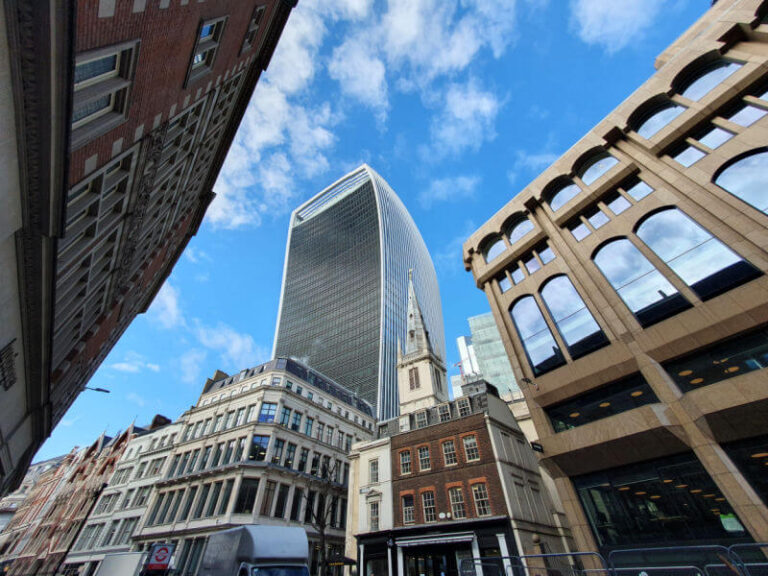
left=197, top=525, right=310, bottom=576
left=93, top=551, right=146, bottom=576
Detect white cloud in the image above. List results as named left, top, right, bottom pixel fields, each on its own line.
left=126, top=392, right=146, bottom=407
left=329, top=35, right=388, bottom=123
left=180, top=349, right=207, bottom=385
left=433, top=220, right=477, bottom=275
left=148, top=282, right=184, bottom=329
left=429, top=79, right=501, bottom=158
left=420, top=175, right=481, bottom=208
left=184, top=247, right=211, bottom=264
left=60, top=415, right=82, bottom=428
left=506, top=149, right=561, bottom=184
left=194, top=322, right=270, bottom=372
left=570, top=0, right=664, bottom=53
left=110, top=352, right=161, bottom=374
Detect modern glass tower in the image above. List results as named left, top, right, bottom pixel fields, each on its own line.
left=273, top=165, right=445, bottom=420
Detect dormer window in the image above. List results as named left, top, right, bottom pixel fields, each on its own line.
left=185, top=17, right=227, bottom=87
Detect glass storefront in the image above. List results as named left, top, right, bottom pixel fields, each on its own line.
left=573, top=452, right=751, bottom=552
left=722, top=434, right=768, bottom=507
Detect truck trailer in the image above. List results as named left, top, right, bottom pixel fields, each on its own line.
left=197, top=525, right=310, bottom=576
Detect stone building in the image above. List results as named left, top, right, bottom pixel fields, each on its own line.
left=0, top=456, right=65, bottom=536
left=0, top=0, right=296, bottom=495
left=463, top=0, right=768, bottom=559
left=131, top=358, right=375, bottom=576
left=61, top=417, right=179, bottom=576
left=347, top=276, right=571, bottom=576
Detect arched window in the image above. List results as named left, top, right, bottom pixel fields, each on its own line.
left=548, top=181, right=581, bottom=212
left=540, top=276, right=608, bottom=359
left=507, top=219, right=534, bottom=245
left=593, top=239, right=689, bottom=326
left=636, top=208, right=760, bottom=300
left=679, top=61, right=741, bottom=101
left=579, top=153, right=619, bottom=186
left=510, top=296, right=565, bottom=375
left=714, top=149, right=768, bottom=214
left=483, top=237, right=505, bottom=263
left=636, top=104, right=686, bottom=139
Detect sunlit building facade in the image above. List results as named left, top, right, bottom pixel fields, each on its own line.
left=464, top=0, right=768, bottom=559
left=274, top=165, right=445, bottom=420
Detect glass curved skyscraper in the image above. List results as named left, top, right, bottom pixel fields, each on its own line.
left=273, top=165, right=444, bottom=420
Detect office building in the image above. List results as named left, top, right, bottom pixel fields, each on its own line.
left=455, top=314, right=519, bottom=397
left=346, top=282, right=571, bottom=576
left=0, top=0, right=296, bottom=494
left=464, top=0, right=768, bottom=558
left=274, top=165, right=445, bottom=420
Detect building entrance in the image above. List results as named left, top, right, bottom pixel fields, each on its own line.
left=403, top=545, right=473, bottom=576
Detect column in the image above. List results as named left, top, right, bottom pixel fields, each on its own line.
left=471, top=536, right=484, bottom=576
left=495, top=534, right=513, bottom=576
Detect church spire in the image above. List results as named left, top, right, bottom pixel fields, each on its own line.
left=405, top=269, right=433, bottom=356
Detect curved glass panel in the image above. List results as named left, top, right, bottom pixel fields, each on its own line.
left=510, top=296, right=565, bottom=375
left=580, top=154, right=619, bottom=186
left=594, top=239, right=689, bottom=326
left=541, top=276, right=607, bottom=358
left=508, top=219, right=534, bottom=245
left=484, top=238, right=506, bottom=263
left=636, top=104, right=686, bottom=139
left=637, top=209, right=759, bottom=300
left=715, top=150, right=768, bottom=214
left=681, top=62, right=741, bottom=101
left=549, top=182, right=581, bottom=212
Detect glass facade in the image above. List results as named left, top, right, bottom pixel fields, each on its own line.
left=722, top=434, right=768, bottom=507
left=467, top=313, right=519, bottom=395
left=574, top=452, right=750, bottom=553
left=274, top=166, right=443, bottom=420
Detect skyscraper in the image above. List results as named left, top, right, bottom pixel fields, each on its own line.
left=274, top=165, right=444, bottom=420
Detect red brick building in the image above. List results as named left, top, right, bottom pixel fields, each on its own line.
left=0, top=0, right=296, bottom=495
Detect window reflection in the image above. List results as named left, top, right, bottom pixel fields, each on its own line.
left=624, top=179, right=654, bottom=201
left=673, top=145, right=706, bottom=167
left=722, top=434, right=768, bottom=507
left=540, top=276, right=607, bottom=358
left=594, top=239, right=689, bottom=326
left=727, top=104, right=766, bottom=127
left=715, top=149, right=768, bottom=214
left=484, top=238, right=505, bottom=263
left=636, top=208, right=760, bottom=300
left=508, top=219, right=534, bottom=245
left=697, top=126, right=733, bottom=149
left=549, top=182, right=581, bottom=211
left=587, top=208, right=609, bottom=229
left=547, top=373, right=658, bottom=432
left=580, top=153, right=619, bottom=186
left=636, top=104, right=686, bottom=139
left=680, top=61, right=741, bottom=101
left=570, top=220, right=591, bottom=241
left=510, top=296, right=565, bottom=375
left=606, top=193, right=630, bottom=216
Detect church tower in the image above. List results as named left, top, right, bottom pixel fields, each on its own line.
left=397, top=271, right=448, bottom=416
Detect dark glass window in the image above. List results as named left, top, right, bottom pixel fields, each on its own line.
left=594, top=238, right=690, bottom=327
left=249, top=435, right=269, bottom=461
left=721, top=435, right=768, bottom=507
left=546, top=373, right=658, bottom=432
left=273, top=484, right=290, bottom=518
left=258, top=402, right=277, bottom=422
left=715, top=149, right=768, bottom=214
left=636, top=208, right=760, bottom=300
left=234, top=478, right=260, bottom=514
left=664, top=326, right=768, bottom=393
left=574, top=452, right=748, bottom=554
left=540, top=276, right=607, bottom=359
left=510, top=296, right=565, bottom=375
left=549, top=182, right=581, bottom=211
left=290, top=488, right=304, bottom=521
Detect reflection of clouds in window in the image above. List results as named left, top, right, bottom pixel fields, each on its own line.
left=580, top=154, right=619, bottom=186
left=508, top=219, right=534, bottom=245
left=637, top=209, right=741, bottom=286
left=728, top=105, right=766, bottom=127
left=637, top=105, right=686, bottom=139
left=594, top=239, right=679, bottom=314
left=681, top=62, right=741, bottom=101
left=484, top=238, right=505, bottom=263
left=715, top=150, right=768, bottom=213
left=673, top=146, right=706, bottom=167
left=625, top=180, right=653, bottom=201
left=510, top=296, right=563, bottom=375
left=541, top=276, right=603, bottom=352
left=698, top=127, right=732, bottom=149
left=549, top=182, right=581, bottom=211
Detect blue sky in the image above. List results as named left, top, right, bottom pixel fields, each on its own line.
left=37, top=0, right=707, bottom=460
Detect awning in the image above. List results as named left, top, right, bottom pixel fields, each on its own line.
left=396, top=532, right=475, bottom=548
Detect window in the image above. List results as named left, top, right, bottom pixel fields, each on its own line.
left=234, top=478, right=259, bottom=514
left=179, top=486, right=198, bottom=521
left=442, top=440, right=457, bottom=466
left=409, top=367, right=420, bottom=390
left=636, top=208, right=759, bottom=300
left=472, top=483, right=491, bottom=516
left=605, top=193, right=631, bottom=215
left=586, top=208, right=610, bottom=229
left=245, top=405, right=256, bottom=422
left=304, top=417, right=314, bottom=436
left=290, top=412, right=302, bottom=431
left=218, top=480, right=234, bottom=515
left=402, top=495, right=415, bottom=524
left=274, top=484, right=290, bottom=518
left=727, top=104, right=766, bottom=127
left=369, top=459, right=379, bottom=483
left=449, top=487, right=466, bottom=519
left=594, top=239, right=689, bottom=327
left=715, top=149, right=768, bottom=214
left=540, top=275, right=608, bottom=358
left=569, top=220, right=591, bottom=241
left=298, top=448, right=309, bottom=472
left=625, top=179, right=654, bottom=201
left=369, top=501, right=380, bottom=531
left=483, top=237, right=506, bottom=263
left=418, top=446, right=431, bottom=471
left=636, top=103, right=686, bottom=139
left=507, top=218, right=534, bottom=245
left=72, top=41, right=138, bottom=148
left=463, top=436, right=480, bottom=462
left=186, top=17, right=227, bottom=87
left=305, top=491, right=316, bottom=523
left=415, top=411, right=428, bottom=428
left=193, top=484, right=210, bottom=519
left=280, top=406, right=292, bottom=426
left=258, top=402, right=277, bottom=423
left=205, top=482, right=223, bottom=517
left=458, top=397, right=472, bottom=417
left=241, top=5, right=266, bottom=53
left=696, top=126, right=733, bottom=150
left=438, top=404, right=451, bottom=422
left=260, top=481, right=277, bottom=516
left=272, top=439, right=285, bottom=464
left=579, top=152, right=619, bottom=186
left=672, top=145, right=706, bottom=167
left=510, top=296, right=565, bottom=375
left=235, top=407, right=246, bottom=427
left=679, top=61, right=741, bottom=101
left=422, top=491, right=436, bottom=522
left=290, top=488, right=304, bottom=521
left=249, top=435, right=269, bottom=461
left=548, top=181, right=581, bottom=211
left=400, top=451, right=411, bottom=475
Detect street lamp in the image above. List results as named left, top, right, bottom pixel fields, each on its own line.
left=84, top=386, right=111, bottom=393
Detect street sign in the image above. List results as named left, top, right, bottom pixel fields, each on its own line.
left=146, top=542, right=176, bottom=571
